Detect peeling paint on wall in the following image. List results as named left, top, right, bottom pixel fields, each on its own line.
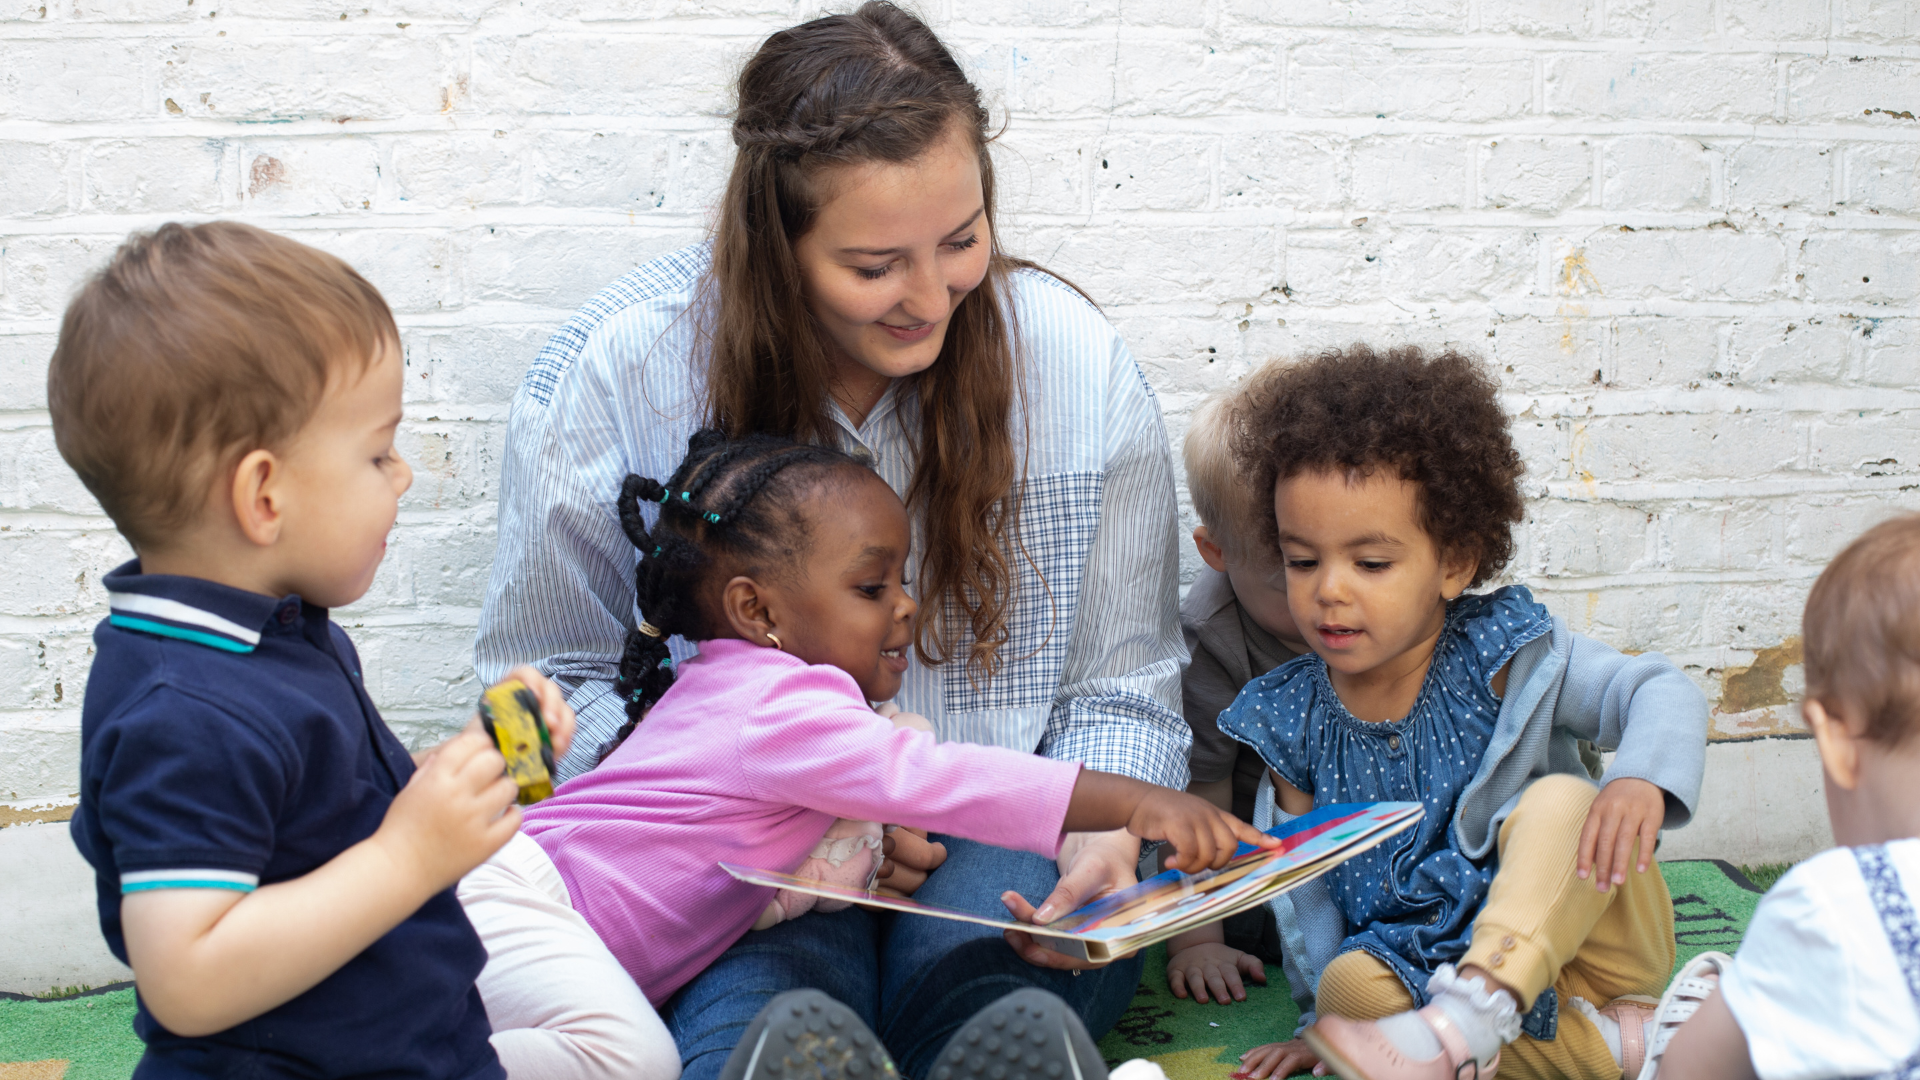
left=1711, top=638, right=1807, bottom=740
left=1721, top=637, right=1803, bottom=713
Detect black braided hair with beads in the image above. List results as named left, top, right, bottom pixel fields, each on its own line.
left=599, top=428, right=879, bottom=764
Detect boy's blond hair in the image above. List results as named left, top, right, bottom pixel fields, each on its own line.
left=1183, top=363, right=1286, bottom=559
left=1804, top=514, right=1920, bottom=746
left=47, top=222, right=396, bottom=552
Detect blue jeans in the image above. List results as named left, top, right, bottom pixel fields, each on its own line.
left=661, top=837, right=1144, bottom=1080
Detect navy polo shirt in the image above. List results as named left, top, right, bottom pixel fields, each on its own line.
left=71, top=561, right=503, bottom=1080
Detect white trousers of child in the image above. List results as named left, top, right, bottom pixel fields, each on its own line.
left=459, top=832, right=681, bottom=1080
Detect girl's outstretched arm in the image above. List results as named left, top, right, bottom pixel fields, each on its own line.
left=1065, top=769, right=1277, bottom=872
left=1547, top=634, right=1708, bottom=828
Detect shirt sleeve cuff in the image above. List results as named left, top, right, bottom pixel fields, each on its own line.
left=120, top=868, right=260, bottom=893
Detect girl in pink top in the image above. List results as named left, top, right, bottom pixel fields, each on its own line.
left=520, top=430, right=1271, bottom=1007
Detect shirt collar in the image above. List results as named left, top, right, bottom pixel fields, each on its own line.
left=100, top=560, right=297, bottom=655
left=830, top=379, right=906, bottom=448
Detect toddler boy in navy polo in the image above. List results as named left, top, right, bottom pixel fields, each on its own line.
left=78, top=568, right=501, bottom=1079
left=50, top=222, right=573, bottom=1080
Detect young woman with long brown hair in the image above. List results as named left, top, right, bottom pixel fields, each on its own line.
left=474, top=6, right=1189, bottom=1078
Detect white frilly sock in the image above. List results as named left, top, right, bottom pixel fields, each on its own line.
left=1374, top=964, right=1521, bottom=1066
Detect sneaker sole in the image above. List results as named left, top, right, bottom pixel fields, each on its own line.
left=721, top=989, right=898, bottom=1080
left=930, top=988, right=1104, bottom=1080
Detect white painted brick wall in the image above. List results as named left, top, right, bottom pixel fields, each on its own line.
left=3, top=1, right=1916, bottom=858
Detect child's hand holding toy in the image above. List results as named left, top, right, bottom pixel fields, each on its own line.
left=415, top=665, right=577, bottom=782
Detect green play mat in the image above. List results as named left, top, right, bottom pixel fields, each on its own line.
left=1, top=861, right=1768, bottom=1080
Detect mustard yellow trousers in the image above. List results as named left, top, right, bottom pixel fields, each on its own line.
left=1314, top=775, right=1675, bottom=1080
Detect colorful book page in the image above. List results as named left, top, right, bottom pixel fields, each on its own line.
left=720, top=801, right=1423, bottom=954
left=1041, top=802, right=1422, bottom=941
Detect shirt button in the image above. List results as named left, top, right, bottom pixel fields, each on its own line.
left=278, top=606, right=297, bottom=625
left=1388, top=735, right=1401, bottom=751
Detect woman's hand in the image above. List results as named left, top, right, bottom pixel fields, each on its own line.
left=1168, top=941, right=1266, bottom=1004
left=1577, top=776, right=1666, bottom=892
left=999, top=828, right=1140, bottom=970
left=874, top=827, right=947, bottom=898
left=1234, top=1039, right=1321, bottom=1079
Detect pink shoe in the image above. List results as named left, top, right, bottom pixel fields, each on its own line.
left=1595, top=995, right=1657, bottom=1080
left=1305, top=1007, right=1500, bottom=1080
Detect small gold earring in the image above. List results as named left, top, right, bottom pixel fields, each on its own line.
left=767, top=632, right=782, bottom=650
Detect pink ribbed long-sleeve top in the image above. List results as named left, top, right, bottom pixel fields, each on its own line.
left=520, top=638, right=1082, bottom=1004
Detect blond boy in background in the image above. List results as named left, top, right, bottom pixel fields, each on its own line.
left=1164, top=372, right=1312, bottom=1005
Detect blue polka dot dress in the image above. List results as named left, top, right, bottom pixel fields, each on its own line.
left=1217, top=585, right=1553, bottom=1003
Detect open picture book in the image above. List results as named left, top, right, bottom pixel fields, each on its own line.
left=721, top=800, right=1424, bottom=962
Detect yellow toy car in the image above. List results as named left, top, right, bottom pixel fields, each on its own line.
left=478, top=680, right=555, bottom=804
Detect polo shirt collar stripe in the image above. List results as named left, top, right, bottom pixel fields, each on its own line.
left=107, top=591, right=262, bottom=653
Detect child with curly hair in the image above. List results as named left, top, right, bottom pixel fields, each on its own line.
left=1220, top=346, right=1708, bottom=1080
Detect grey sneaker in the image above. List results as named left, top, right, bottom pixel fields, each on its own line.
left=720, top=989, right=899, bottom=1080
left=929, top=989, right=1109, bottom=1080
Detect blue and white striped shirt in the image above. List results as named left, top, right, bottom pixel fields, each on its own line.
left=476, top=243, right=1191, bottom=788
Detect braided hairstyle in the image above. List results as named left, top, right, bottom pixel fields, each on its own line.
left=600, top=428, right=877, bottom=763
left=705, top=2, right=1102, bottom=684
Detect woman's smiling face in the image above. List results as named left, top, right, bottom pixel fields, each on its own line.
left=792, top=121, right=991, bottom=419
